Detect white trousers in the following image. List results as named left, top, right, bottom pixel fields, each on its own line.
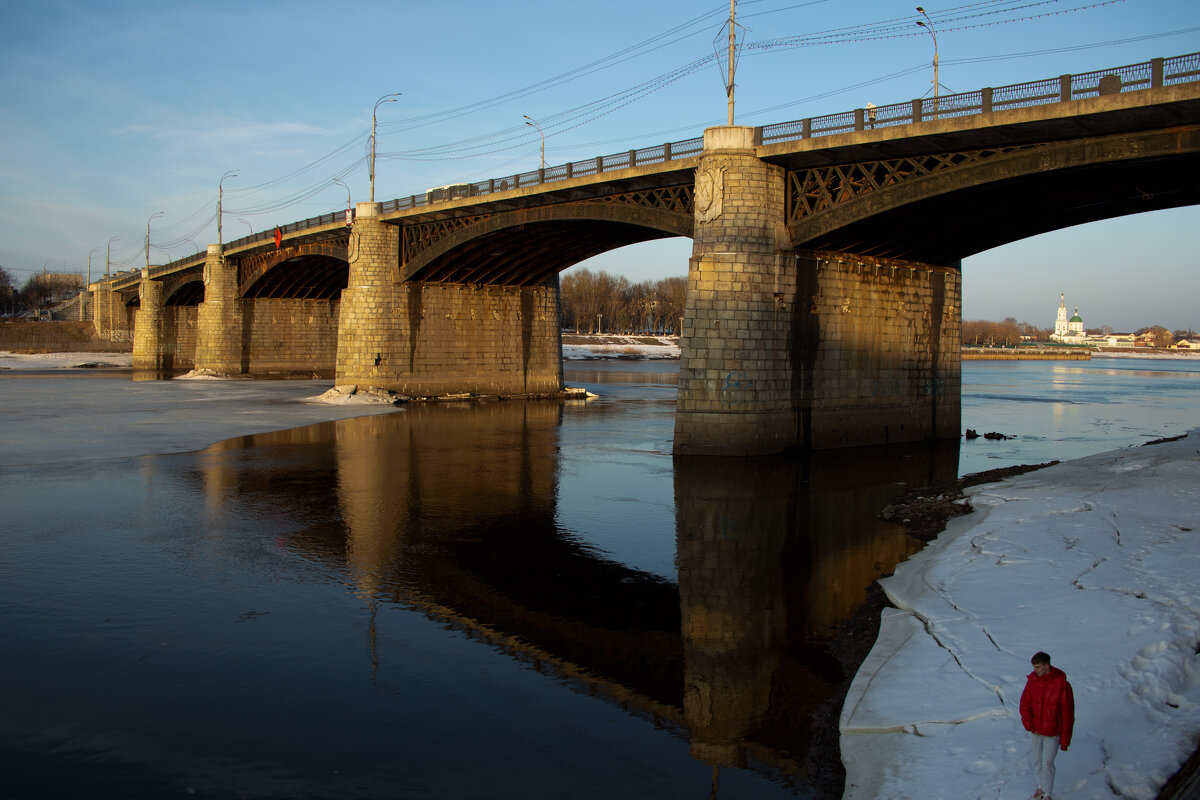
left=1031, top=734, right=1060, bottom=796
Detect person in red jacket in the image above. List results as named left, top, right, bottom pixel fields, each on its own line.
left=1020, top=651, right=1075, bottom=800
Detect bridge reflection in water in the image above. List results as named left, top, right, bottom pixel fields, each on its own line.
left=196, top=399, right=956, bottom=793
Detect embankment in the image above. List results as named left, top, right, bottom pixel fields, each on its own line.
left=0, top=321, right=131, bottom=354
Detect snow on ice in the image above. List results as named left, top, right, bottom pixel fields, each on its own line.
left=842, top=431, right=1200, bottom=799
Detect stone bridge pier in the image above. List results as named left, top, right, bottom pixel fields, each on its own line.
left=132, top=270, right=165, bottom=370
left=674, top=126, right=960, bottom=456
left=195, top=243, right=244, bottom=375
left=335, top=202, right=563, bottom=397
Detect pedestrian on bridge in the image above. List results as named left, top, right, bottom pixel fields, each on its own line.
left=866, top=102, right=877, bottom=128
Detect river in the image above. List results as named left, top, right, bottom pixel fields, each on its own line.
left=0, top=356, right=1196, bottom=799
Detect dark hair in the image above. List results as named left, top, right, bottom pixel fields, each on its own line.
left=1031, top=651, right=1051, bottom=665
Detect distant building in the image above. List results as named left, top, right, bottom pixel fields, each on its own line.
left=1051, top=293, right=1085, bottom=343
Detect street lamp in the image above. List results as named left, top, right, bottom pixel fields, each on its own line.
left=104, top=235, right=119, bottom=334
left=523, top=115, right=545, bottom=171
left=915, top=7, right=941, bottom=110
left=106, top=235, right=120, bottom=280
left=331, top=177, right=352, bottom=226
left=217, top=169, right=238, bottom=252
left=84, top=248, right=100, bottom=320
left=597, top=313, right=602, bottom=334
left=237, top=219, right=253, bottom=238
left=145, top=211, right=164, bottom=271
left=370, top=93, right=401, bottom=203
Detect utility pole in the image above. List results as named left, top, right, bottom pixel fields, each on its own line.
left=371, top=93, right=401, bottom=204
left=727, top=0, right=737, bottom=125
left=218, top=170, right=238, bottom=255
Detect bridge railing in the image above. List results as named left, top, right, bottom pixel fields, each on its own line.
left=760, top=52, right=1200, bottom=142
left=154, top=52, right=1199, bottom=277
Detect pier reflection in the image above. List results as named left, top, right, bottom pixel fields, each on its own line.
left=195, top=403, right=957, bottom=790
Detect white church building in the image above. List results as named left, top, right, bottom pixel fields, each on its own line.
left=1051, top=293, right=1086, bottom=343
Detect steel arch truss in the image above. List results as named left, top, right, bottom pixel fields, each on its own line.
left=787, top=144, right=1042, bottom=223
left=400, top=185, right=693, bottom=268
left=237, top=239, right=350, bottom=299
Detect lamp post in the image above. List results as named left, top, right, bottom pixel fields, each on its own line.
left=523, top=115, right=545, bottom=170
left=237, top=219, right=253, bottom=238
left=105, top=235, right=120, bottom=281
left=217, top=169, right=238, bottom=253
left=84, top=248, right=100, bottom=320
left=145, top=211, right=164, bottom=271
left=370, top=93, right=401, bottom=203
left=332, top=177, right=352, bottom=226
left=104, top=235, right=119, bottom=335
left=597, top=313, right=602, bottom=335
left=915, top=7, right=941, bottom=111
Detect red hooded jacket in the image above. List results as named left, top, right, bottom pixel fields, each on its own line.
left=1020, top=665, right=1074, bottom=748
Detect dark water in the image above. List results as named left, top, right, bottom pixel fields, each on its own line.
left=0, top=357, right=1196, bottom=799
left=959, top=357, right=1200, bottom=472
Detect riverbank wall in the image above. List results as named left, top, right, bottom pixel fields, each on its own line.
left=0, top=320, right=131, bottom=353
left=962, top=347, right=1090, bottom=360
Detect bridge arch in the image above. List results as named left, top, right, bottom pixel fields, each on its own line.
left=788, top=126, right=1200, bottom=265
left=163, top=274, right=203, bottom=306
left=400, top=202, right=693, bottom=286
left=238, top=240, right=349, bottom=299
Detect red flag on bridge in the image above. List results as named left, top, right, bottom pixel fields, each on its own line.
left=273, top=226, right=282, bottom=249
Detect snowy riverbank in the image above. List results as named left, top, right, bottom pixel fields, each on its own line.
left=841, top=432, right=1200, bottom=800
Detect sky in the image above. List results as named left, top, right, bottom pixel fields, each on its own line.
left=1, top=0, right=1197, bottom=332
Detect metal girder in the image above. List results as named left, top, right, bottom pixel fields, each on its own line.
left=787, top=144, right=1043, bottom=224
left=400, top=185, right=693, bottom=276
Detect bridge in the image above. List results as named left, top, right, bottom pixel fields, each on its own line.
left=96, top=52, right=1200, bottom=455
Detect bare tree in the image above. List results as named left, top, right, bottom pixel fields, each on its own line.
left=21, top=272, right=82, bottom=312
left=0, top=266, right=15, bottom=314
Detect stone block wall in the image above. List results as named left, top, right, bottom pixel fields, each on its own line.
left=675, top=126, right=799, bottom=455
left=244, top=298, right=339, bottom=375
left=337, top=202, right=562, bottom=397
left=797, top=251, right=961, bottom=449
left=92, top=283, right=134, bottom=341
left=194, top=246, right=244, bottom=374
left=130, top=304, right=197, bottom=371
left=340, top=281, right=563, bottom=396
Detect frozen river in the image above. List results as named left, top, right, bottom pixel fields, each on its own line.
left=1, top=352, right=1197, bottom=798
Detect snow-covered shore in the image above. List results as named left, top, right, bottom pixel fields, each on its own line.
left=841, top=432, right=1200, bottom=800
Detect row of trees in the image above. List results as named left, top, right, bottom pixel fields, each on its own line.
left=962, top=318, right=1050, bottom=346
left=0, top=266, right=83, bottom=316
left=560, top=269, right=686, bottom=335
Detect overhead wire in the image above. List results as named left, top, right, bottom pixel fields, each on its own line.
left=127, top=0, right=1150, bottom=255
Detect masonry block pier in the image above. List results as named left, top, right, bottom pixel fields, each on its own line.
left=335, top=202, right=563, bottom=397
left=673, top=127, right=961, bottom=456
